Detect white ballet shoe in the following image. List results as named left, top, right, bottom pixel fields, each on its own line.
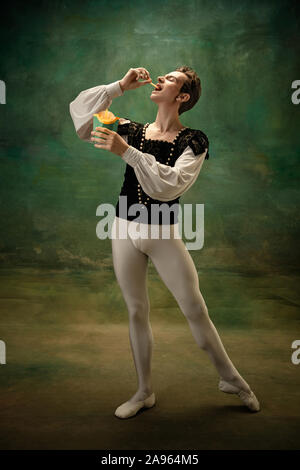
left=219, top=379, right=260, bottom=412
left=114, top=392, right=156, bottom=419
left=237, top=389, right=260, bottom=412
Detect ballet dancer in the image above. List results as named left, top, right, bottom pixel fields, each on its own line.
left=69, top=66, right=260, bottom=419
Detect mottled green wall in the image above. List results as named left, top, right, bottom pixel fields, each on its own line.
left=0, top=0, right=299, bottom=273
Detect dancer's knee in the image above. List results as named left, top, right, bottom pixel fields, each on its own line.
left=127, top=299, right=150, bottom=322
left=180, top=297, right=209, bottom=323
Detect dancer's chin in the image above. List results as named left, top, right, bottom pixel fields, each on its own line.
left=150, top=94, right=160, bottom=102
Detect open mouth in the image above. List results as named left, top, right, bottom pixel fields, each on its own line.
left=154, top=84, right=163, bottom=92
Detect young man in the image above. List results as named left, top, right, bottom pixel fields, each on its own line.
left=69, top=66, right=260, bottom=419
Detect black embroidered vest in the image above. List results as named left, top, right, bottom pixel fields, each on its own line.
left=115, top=119, right=209, bottom=225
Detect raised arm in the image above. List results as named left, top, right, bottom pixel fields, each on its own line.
left=69, top=67, right=152, bottom=143
left=69, top=80, right=124, bottom=142
left=121, top=145, right=208, bottom=202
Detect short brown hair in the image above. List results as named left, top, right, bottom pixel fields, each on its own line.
left=175, top=66, right=202, bottom=115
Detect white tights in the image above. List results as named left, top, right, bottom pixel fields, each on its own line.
left=111, top=216, right=251, bottom=403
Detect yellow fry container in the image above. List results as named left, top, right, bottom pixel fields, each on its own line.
left=93, top=110, right=120, bottom=133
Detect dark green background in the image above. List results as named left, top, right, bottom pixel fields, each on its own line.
left=0, top=0, right=300, bottom=450
left=0, top=0, right=299, bottom=273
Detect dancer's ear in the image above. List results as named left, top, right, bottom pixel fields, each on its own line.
left=176, top=92, right=190, bottom=103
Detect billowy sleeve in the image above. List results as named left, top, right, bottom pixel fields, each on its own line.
left=69, top=80, right=124, bottom=142
left=121, top=145, right=208, bottom=201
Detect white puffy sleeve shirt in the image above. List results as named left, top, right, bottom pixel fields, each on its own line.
left=69, top=81, right=208, bottom=202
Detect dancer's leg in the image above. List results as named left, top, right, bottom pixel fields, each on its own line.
left=111, top=221, right=154, bottom=403
left=143, top=234, right=251, bottom=393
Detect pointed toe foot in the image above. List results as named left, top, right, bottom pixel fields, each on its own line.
left=219, top=379, right=261, bottom=412
left=238, top=390, right=261, bottom=412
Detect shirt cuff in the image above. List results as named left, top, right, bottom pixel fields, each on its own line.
left=105, top=80, right=124, bottom=100
left=121, top=146, right=141, bottom=167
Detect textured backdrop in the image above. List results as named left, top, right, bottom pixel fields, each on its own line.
left=0, top=0, right=299, bottom=273
left=0, top=0, right=300, bottom=451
